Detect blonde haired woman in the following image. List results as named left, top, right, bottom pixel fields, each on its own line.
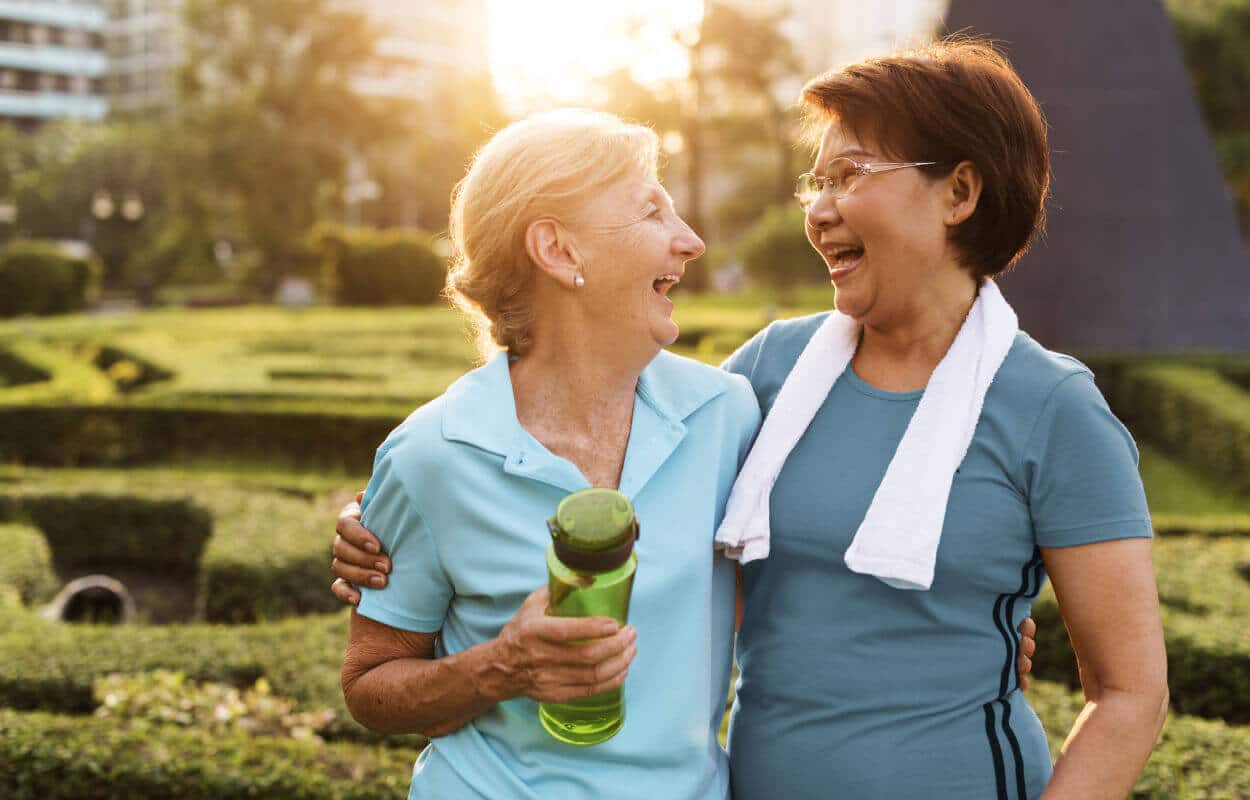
left=338, top=109, right=761, bottom=799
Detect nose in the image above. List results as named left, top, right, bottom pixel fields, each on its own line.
left=804, top=191, right=842, bottom=232
left=674, top=220, right=706, bottom=261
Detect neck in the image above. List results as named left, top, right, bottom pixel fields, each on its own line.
left=509, top=328, right=653, bottom=436
left=859, top=270, right=979, bottom=366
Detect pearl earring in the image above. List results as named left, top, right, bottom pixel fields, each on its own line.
left=574, top=273, right=585, bottom=288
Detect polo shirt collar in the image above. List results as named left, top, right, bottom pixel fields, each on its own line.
left=441, top=350, right=729, bottom=497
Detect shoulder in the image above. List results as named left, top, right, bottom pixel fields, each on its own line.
left=992, top=331, right=1099, bottom=413
left=732, top=312, right=830, bottom=374
left=646, top=350, right=757, bottom=417
left=722, top=312, right=831, bottom=413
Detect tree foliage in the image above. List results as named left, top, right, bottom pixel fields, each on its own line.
left=176, top=0, right=384, bottom=291
left=1168, top=0, right=1250, bottom=235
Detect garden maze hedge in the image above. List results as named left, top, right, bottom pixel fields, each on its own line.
left=2, top=309, right=1250, bottom=797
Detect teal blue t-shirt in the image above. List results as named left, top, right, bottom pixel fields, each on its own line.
left=722, top=314, right=1152, bottom=800
left=356, top=350, right=760, bottom=800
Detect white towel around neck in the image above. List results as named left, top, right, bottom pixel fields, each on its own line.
left=714, top=279, right=1019, bottom=590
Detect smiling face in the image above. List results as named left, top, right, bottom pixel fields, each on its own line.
left=569, top=170, right=705, bottom=352
left=805, top=124, right=958, bottom=326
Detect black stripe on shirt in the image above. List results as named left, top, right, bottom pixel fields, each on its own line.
left=988, top=549, right=1046, bottom=798
left=1000, top=698, right=1028, bottom=799
left=983, top=702, right=1009, bottom=800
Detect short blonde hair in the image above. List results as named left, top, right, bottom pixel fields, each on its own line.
left=446, top=109, right=660, bottom=360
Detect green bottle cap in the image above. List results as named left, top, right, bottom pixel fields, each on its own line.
left=547, top=488, right=640, bottom=572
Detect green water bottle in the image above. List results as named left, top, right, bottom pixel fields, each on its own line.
left=540, top=487, right=640, bottom=746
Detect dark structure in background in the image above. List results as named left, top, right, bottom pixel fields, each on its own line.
left=944, top=0, right=1250, bottom=352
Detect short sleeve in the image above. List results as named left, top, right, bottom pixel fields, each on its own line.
left=1024, top=372, right=1153, bottom=548
left=720, top=327, right=768, bottom=383
left=355, top=444, right=452, bottom=632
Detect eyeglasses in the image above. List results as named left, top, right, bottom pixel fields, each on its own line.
left=794, top=157, right=939, bottom=210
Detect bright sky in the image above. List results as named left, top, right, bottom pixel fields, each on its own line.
left=486, top=0, right=705, bottom=113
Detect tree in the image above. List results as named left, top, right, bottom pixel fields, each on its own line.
left=1168, top=0, right=1250, bottom=236
left=177, top=0, right=384, bottom=292
left=595, top=2, right=806, bottom=289
left=358, top=72, right=508, bottom=233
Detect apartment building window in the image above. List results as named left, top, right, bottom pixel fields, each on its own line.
left=29, top=26, right=50, bottom=46
left=0, top=70, right=16, bottom=91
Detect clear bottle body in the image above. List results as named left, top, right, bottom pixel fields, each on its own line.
left=539, top=545, right=637, bottom=746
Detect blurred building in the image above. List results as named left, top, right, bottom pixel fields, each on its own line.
left=0, top=0, right=108, bottom=130
left=784, top=0, right=946, bottom=75
left=349, top=0, right=489, bottom=105
left=101, top=0, right=181, bottom=116
left=95, top=0, right=490, bottom=118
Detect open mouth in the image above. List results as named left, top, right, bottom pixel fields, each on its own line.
left=824, top=245, right=864, bottom=278
left=653, top=274, right=681, bottom=296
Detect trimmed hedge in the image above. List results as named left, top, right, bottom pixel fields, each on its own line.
left=0, top=709, right=413, bottom=799
left=0, top=523, right=56, bottom=605
left=312, top=223, right=448, bottom=307
left=0, top=471, right=347, bottom=622
left=1026, top=680, right=1250, bottom=798
left=0, top=402, right=400, bottom=473
left=3, top=686, right=1249, bottom=799
left=1099, top=363, right=1250, bottom=495
left=0, top=350, right=50, bottom=388
left=1031, top=535, right=1250, bottom=723
left=4, top=495, right=211, bottom=574
left=0, top=240, right=102, bottom=318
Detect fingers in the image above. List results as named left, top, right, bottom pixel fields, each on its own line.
left=1017, top=616, right=1036, bottom=639
left=533, top=657, right=633, bottom=704
left=331, top=578, right=361, bottom=606
left=533, top=614, right=622, bottom=644
left=1017, top=649, right=1033, bottom=692
left=336, top=505, right=381, bottom=556
left=332, top=555, right=388, bottom=589
left=355, top=490, right=364, bottom=504
left=333, top=532, right=390, bottom=576
left=1019, top=634, right=1036, bottom=659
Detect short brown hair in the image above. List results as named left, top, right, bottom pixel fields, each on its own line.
left=799, top=37, right=1049, bottom=278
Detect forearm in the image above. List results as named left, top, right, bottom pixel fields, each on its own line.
left=1042, top=685, right=1169, bottom=799
left=343, top=637, right=518, bottom=737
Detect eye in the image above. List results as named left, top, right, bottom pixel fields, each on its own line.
left=645, top=204, right=663, bottom=220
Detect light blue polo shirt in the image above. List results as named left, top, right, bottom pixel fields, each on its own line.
left=722, top=314, right=1153, bottom=800
left=356, top=350, right=760, bottom=800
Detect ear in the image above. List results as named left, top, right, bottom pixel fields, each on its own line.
left=944, top=161, right=983, bottom=227
left=525, top=218, right=581, bottom=288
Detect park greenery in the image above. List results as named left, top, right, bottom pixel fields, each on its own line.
left=2, top=0, right=1250, bottom=797
left=0, top=0, right=1242, bottom=314
left=3, top=302, right=1250, bottom=796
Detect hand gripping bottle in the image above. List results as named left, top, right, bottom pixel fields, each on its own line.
left=540, top=487, right=639, bottom=745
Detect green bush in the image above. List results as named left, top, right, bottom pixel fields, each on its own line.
left=93, top=670, right=336, bottom=741
left=0, top=708, right=413, bottom=800
left=1030, top=535, right=1250, bottom=723
left=0, top=403, right=400, bottom=473
left=0, top=240, right=101, bottom=317
left=0, top=523, right=56, bottom=605
left=0, top=350, right=50, bottom=389
left=1098, top=363, right=1250, bottom=494
left=312, top=223, right=448, bottom=306
left=1027, top=680, right=1250, bottom=798
left=0, top=471, right=347, bottom=623
left=737, top=205, right=827, bottom=290
left=3, top=495, right=211, bottom=574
